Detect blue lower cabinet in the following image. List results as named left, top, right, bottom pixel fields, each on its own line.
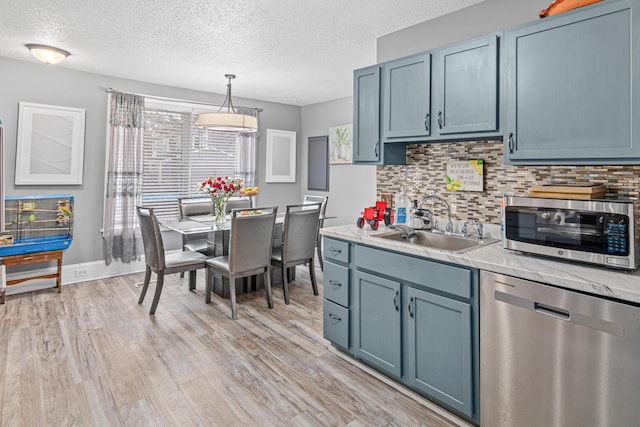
left=406, top=287, right=473, bottom=418
left=324, top=240, right=479, bottom=423
left=352, top=243, right=479, bottom=423
left=354, top=270, right=402, bottom=378
left=323, top=299, right=349, bottom=349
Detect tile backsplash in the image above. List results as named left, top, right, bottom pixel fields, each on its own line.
left=377, top=141, right=640, bottom=225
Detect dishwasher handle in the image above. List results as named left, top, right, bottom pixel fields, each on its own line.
left=534, top=302, right=570, bottom=320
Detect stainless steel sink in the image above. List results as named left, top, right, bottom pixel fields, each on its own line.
left=375, top=230, right=499, bottom=253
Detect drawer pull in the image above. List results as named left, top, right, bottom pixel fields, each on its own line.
left=329, top=247, right=342, bottom=254
left=394, top=290, right=399, bottom=311
left=24, top=257, right=34, bottom=261
left=328, top=313, right=342, bottom=322
left=329, top=280, right=342, bottom=288
left=408, top=297, right=414, bottom=318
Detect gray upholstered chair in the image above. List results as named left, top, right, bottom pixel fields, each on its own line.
left=136, top=206, right=208, bottom=315
left=303, top=195, right=328, bottom=270
left=224, top=196, right=251, bottom=213
left=271, top=202, right=321, bottom=305
left=205, top=206, right=278, bottom=320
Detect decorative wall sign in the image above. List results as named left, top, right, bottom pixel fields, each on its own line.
left=446, top=160, right=484, bottom=192
left=266, top=129, right=296, bottom=183
left=15, top=102, right=86, bottom=185
left=328, top=124, right=352, bottom=164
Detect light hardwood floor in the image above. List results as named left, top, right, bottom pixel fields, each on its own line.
left=0, top=264, right=465, bottom=426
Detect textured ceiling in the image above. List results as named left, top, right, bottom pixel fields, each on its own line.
left=0, top=0, right=484, bottom=106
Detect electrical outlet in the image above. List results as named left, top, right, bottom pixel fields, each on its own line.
left=75, top=268, right=89, bottom=278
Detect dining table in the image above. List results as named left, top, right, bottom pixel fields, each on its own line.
left=161, top=211, right=335, bottom=298
left=161, top=213, right=286, bottom=298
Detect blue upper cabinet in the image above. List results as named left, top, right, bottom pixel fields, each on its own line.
left=353, top=65, right=406, bottom=165
left=353, top=65, right=381, bottom=163
left=382, top=53, right=432, bottom=141
left=505, top=0, right=639, bottom=164
left=433, top=34, right=500, bottom=137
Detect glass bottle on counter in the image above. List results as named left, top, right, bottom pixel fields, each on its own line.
left=394, top=182, right=411, bottom=226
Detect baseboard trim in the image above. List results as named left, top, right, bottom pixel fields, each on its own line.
left=327, top=345, right=474, bottom=427
left=2, top=251, right=184, bottom=295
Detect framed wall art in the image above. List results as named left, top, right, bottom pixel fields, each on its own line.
left=266, top=129, right=296, bottom=183
left=15, top=102, right=86, bottom=185
left=329, top=123, right=352, bottom=164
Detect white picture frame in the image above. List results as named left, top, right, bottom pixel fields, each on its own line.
left=266, top=129, right=296, bottom=183
left=15, top=102, right=86, bottom=185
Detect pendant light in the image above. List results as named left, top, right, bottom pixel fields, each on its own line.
left=26, top=44, right=70, bottom=65
left=197, top=74, right=258, bottom=132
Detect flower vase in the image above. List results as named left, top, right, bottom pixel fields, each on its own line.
left=213, top=197, right=226, bottom=227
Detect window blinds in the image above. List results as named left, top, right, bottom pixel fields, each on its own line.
left=141, top=103, right=247, bottom=221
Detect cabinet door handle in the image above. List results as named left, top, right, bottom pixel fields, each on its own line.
left=329, top=247, right=342, bottom=254
left=393, top=290, right=399, bottom=311
left=328, top=313, right=342, bottom=322
left=508, top=132, right=514, bottom=154
left=437, top=111, right=443, bottom=129
left=329, top=280, right=342, bottom=288
left=374, top=141, right=379, bottom=158
left=408, top=297, right=414, bottom=318
left=424, top=113, right=430, bottom=132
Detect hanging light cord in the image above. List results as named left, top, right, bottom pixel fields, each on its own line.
left=220, top=74, right=237, bottom=114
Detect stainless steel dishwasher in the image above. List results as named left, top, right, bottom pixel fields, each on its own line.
left=480, top=271, right=640, bottom=427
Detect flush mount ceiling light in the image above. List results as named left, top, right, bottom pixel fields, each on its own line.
left=26, top=44, right=70, bottom=65
left=197, top=74, right=258, bottom=133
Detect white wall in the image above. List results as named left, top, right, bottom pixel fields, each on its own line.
left=300, top=97, right=376, bottom=227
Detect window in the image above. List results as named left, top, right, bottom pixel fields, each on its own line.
left=105, top=96, right=257, bottom=225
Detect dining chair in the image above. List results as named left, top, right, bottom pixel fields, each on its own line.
left=303, top=195, right=329, bottom=270
left=224, top=196, right=251, bottom=213
left=136, top=206, right=208, bottom=315
left=178, top=197, right=214, bottom=253
left=272, top=202, right=322, bottom=305
left=205, top=206, right=278, bottom=320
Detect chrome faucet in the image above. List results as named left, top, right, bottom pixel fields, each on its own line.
left=419, top=194, right=453, bottom=235
left=389, top=224, right=417, bottom=239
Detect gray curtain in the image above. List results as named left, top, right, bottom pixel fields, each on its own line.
left=103, top=91, right=145, bottom=265
left=235, top=108, right=258, bottom=188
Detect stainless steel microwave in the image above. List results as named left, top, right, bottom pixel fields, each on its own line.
left=503, top=196, right=640, bottom=270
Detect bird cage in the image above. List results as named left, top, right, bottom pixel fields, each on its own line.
left=0, top=194, right=74, bottom=256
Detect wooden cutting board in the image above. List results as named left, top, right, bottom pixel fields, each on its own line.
left=529, top=190, right=606, bottom=200
left=529, top=183, right=607, bottom=199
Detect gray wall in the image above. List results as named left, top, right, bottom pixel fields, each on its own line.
left=377, top=0, right=551, bottom=62
left=300, top=97, right=376, bottom=227
left=0, top=56, right=302, bottom=265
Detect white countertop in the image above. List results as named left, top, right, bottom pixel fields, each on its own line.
left=321, top=224, right=640, bottom=305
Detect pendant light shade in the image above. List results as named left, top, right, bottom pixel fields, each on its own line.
left=197, top=74, right=257, bottom=132
left=26, top=44, right=70, bottom=64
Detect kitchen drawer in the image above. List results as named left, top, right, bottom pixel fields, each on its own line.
left=323, top=261, right=350, bottom=306
left=355, top=244, right=472, bottom=300
left=323, top=237, right=349, bottom=264
left=323, top=299, right=349, bottom=349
